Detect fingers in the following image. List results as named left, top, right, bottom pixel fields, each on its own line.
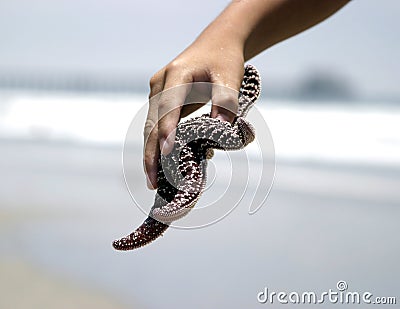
left=144, top=71, right=164, bottom=189
left=143, top=98, right=160, bottom=189
left=143, top=120, right=159, bottom=189
left=211, top=85, right=238, bottom=122
left=181, top=83, right=212, bottom=118
left=157, top=66, right=193, bottom=155
left=144, top=64, right=193, bottom=189
left=144, top=60, right=243, bottom=190
left=210, top=69, right=243, bottom=123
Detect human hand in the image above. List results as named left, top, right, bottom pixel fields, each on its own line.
left=143, top=31, right=245, bottom=189
left=142, top=0, right=350, bottom=190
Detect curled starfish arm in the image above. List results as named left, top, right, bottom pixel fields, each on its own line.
left=237, top=64, right=262, bottom=117
left=177, top=117, right=252, bottom=151
left=151, top=118, right=255, bottom=222
left=152, top=160, right=207, bottom=222
left=112, top=216, right=169, bottom=251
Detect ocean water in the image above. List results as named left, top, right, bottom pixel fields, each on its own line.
left=0, top=92, right=399, bottom=308
left=1, top=92, right=400, bottom=166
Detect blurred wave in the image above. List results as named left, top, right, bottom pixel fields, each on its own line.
left=1, top=92, right=399, bottom=167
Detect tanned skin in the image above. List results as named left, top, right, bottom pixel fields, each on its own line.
left=144, top=0, right=350, bottom=189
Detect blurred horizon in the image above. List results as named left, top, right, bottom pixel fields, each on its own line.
left=2, top=69, right=399, bottom=103
left=0, top=0, right=400, bottom=102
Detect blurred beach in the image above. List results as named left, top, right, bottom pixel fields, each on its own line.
left=1, top=0, right=399, bottom=307
left=0, top=258, right=132, bottom=309
left=0, top=92, right=399, bottom=308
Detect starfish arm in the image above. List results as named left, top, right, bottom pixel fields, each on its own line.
left=112, top=216, right=169, bottom=251
left=152, top=160, right=207, bottom=222
left=112, top=64, right=261, bottom=251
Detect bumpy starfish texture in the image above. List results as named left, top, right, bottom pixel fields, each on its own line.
left=113, top=64, right=261, bottom=251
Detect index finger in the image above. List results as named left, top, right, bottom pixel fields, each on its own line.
left=157, top=74, right=193, bottom=155
left=143, top=73, right=164, bottom=189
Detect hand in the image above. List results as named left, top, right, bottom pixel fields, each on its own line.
left=143, top=32, right=245, bottom=189
left=142, top=0, right=350, bottom=190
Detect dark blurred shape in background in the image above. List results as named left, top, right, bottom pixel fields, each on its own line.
left=296, top=70, right=355, bottom=102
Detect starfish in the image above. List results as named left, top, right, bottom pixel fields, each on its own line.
left=113, top=64, right=261, bottom=250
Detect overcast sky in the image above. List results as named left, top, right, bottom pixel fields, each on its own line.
left=0, top=0, right=399, bottom=99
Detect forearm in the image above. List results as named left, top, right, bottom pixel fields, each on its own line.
left=144, top=0, right=350, bottom=188
left=197, top=0, right=350, bottom=60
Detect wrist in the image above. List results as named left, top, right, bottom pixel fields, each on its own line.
left=195, top=20, right=246, bottom=57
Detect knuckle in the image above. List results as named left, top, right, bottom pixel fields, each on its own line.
left=149, top=70, right=164, bottom=96
left=158, top=124, right=175, bottom=142
left=149, top=75, right=159, bottom=89
left=166, top=60, right=180, bottom=71
left=165, top=59, right=184, bottom=74
left=158, top=127, right=169, bottom=140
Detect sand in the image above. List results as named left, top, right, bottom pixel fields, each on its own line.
left=0, top=258, right=132, bottom=309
